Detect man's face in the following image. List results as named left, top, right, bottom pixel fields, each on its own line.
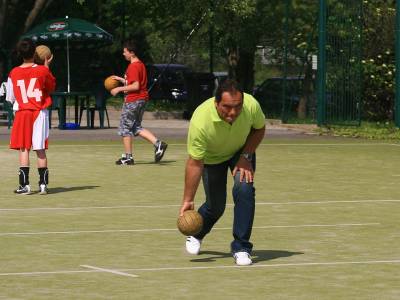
left=215, top=91, right=243, bottom=124
left=123, top=48, right=134, bottom=61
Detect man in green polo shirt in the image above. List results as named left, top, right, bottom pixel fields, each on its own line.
left=179, top=79, right=266, bottom=266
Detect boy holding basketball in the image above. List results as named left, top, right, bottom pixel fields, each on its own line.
left=110, top=39, right=167, bottom=165
left=6, top=38, right=56, bottom=194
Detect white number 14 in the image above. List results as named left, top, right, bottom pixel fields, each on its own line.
left=17, top=78, right=42, bottom=103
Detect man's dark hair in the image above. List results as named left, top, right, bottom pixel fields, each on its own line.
left=215, top=79, right=243, bottom=103
left=17, top=38, right=36, bottom=60
left=123, top=39, right=138, bottom=55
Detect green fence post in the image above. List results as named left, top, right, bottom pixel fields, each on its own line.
left=395, top=0, right=400, bottom=127
left=281, top=0, right=290, bottom=123
left=209, top=0, right=214, bottom=74
left=317, top=0, right=327, bottom=126
left=358, top=0, right=364, bottom=126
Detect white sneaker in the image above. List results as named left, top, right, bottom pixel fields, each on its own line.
left=185, top=236, right=202, bottom=255
left=14, top=185, right=32, bottom=195
left=233, top=252, right=252, bottom=266
left=39, top=184, right=48, bottom=195
left=154, top=141, right=168, bottom=162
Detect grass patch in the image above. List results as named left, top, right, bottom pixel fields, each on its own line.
left=105, top=96, right=123, bottom=109
left=284, top=117, right=316, bottom=124
left=105, top=96, right=186, bottom=112
left=317, top=121, right=400, bottom=140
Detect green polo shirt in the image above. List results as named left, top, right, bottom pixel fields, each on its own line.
left=187, top=93, right=265, bottom=164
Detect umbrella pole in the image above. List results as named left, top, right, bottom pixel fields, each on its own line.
left=67, top=34, right=70, bottom=93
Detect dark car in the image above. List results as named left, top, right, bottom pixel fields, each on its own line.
left=213, top=71, right=228, bottom=85
left=146, top=64, right=191, bottom=102
left=253, top=76, right=309, bottom=118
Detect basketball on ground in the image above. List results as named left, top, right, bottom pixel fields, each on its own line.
left=177, top=210, right=203, bottom=236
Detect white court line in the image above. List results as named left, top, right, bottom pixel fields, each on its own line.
left=0, top=223, right=380, bottom=236
left=0, top=204, right=180, bottom=212
left=1, top=259, right=399, bottom=277
left=49, top=144, right=186, bottom=147
left=256, top=199, right=400, bottom=205
left=80, top=265, right=138, bottom=278
left=0, top=143, right=396, bottom=149
left=260, top=143, right=394, bottom=146
left=1, top=199, right=400, bottom=212
left=49, top=143, right=400, bottom=147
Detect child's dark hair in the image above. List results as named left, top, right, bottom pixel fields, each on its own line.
left=123, top=39, right=138, bottom=54
left=16, top=38, right=36, bottom=60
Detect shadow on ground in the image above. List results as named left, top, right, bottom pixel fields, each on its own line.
left=49, top=186, right=100, bottom=194
left=190, top=250, right=304, bottom=263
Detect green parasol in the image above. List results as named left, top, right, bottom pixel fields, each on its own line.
left=22, top=16, right=113, bottom=92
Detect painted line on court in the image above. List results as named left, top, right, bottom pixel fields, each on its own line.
left=0, top=204, right=181, bottom=212
left=0, top=143, right=396, bottom=149
left=33, top=144, right=187, bottom=147
left=0, top=259, right=399, bottom=277
left=119, top=259, right=400, bottom=272
left=256, top=199, right=400, bottom=205
left=0, top=223, right=380, bottom=236
left=51, top=143, right=400, bottom=147
left=1, top=199, right=400, bottom=212
left=53, top=143, right=398, bottom=147
left=241, top=142, right=391, bottom=147
left=0, top=144, right=187, bottom=149
left=80, top=265, right=138, bottom=278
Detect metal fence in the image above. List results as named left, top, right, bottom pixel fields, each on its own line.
left=256, top=0, right=364, bottom=125
left=318, top=0, right=363, bottom=126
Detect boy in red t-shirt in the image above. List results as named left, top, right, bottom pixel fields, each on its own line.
left=110, top=40, right=167, bottom=165
left=6, top=38, right=56, bottom=194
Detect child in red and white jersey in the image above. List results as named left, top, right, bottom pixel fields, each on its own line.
left=6, top=38, right=56, bottom=194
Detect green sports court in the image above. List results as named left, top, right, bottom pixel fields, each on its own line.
left=0, top=127, right=399, bottom=299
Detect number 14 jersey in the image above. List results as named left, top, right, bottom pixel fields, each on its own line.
left=6, top=64, right=56, bottom=111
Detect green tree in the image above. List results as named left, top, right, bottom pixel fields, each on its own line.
left=0, top=0, right=55, bottom=80
left=362, top=0, right=396, bottom=121
left=212, top=0, right=284, bottom=92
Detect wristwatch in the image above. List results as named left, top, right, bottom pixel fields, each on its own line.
left=241, top=152, right=253, bottom=162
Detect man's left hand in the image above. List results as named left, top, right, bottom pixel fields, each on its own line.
left=232, top=156, right=254, bottom=183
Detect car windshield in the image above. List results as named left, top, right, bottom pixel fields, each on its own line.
left=164, top=69, right=186, bottom=83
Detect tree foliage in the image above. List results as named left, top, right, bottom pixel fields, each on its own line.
left=0, top=0, right=55, bottom=80
left=362, top=0, right=396, bottom=121
left=0, top=0, right=397, bottom=122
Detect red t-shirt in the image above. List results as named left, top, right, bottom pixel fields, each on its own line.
left=8, top=64, right=56, bottom=110
left=124, top=60, right=149, bottom=102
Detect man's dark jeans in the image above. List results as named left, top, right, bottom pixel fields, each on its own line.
left=194, top=151, right=256, bottom=254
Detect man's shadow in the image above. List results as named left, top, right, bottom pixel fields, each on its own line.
left=190, top=250, right=304, bottom=263
left=48, top=185, right=100, bottom=194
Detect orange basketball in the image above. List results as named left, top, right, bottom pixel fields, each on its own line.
left=104, top=76, right=120, bottom=91
left=34, top=45, right=53, bottom=65
left=177, top=210, right=203, bottom=236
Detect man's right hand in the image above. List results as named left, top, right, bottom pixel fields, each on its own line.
left=180, top=157, right=203, bottom=216
left=179, top=201, right=194, bottom=216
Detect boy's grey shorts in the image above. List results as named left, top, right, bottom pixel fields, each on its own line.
left=118, top=100, right=147, bottom=137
